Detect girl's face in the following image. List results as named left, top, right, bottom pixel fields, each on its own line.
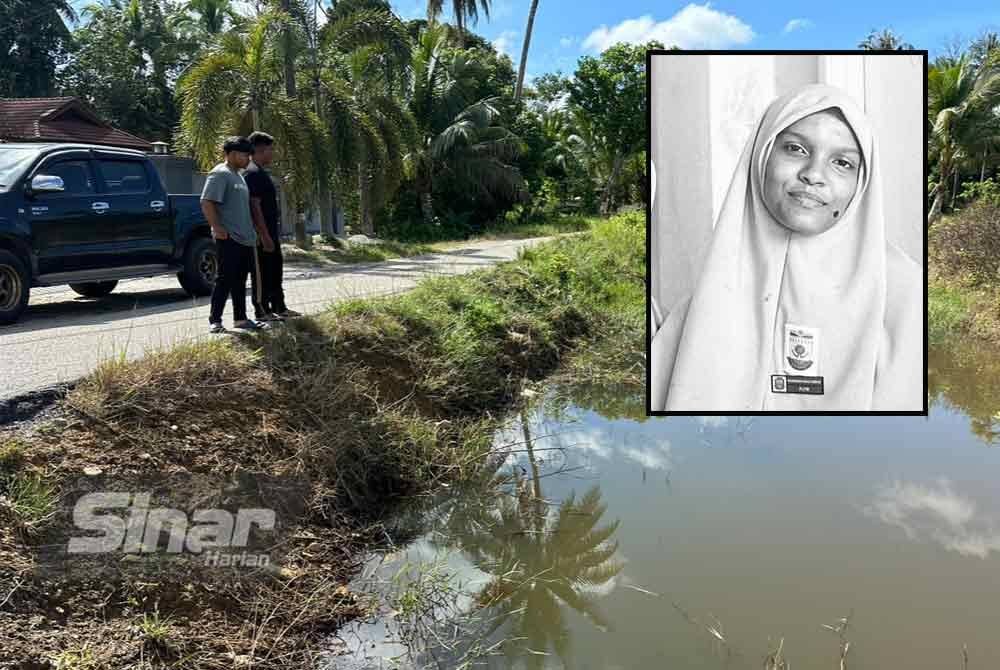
left=762, top=109, right=862, bottom=236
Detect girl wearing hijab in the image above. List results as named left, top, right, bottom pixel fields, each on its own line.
left=650, top=83, right=922, bottom=412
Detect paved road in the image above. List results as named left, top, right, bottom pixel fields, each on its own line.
left=0, top=237, right=552, bottom=401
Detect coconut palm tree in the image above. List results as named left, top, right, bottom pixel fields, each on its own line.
left=406, top=24, right=526, bottom=225
left=465, top=482, right=622, bottom=667
left=176, top=9, right=328, bottom=227
left=858, top=27, right=914, bottom=50
left=428, top=412, right=623, bottom=667
left=170, top=0, right=238, bottom=36
left=513, top=0, right=539, bottom=104
left=426, top=0, right=491, bottom=46
left=927, top=52, right=1000, bottom=222
left=317, top=2, right=414, bottom=234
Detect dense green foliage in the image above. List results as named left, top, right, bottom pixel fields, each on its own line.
left=0, top=0, right=75, bottom=97
left=14, top=3, right=1000, bottom=242
left=4, top=0, right=660, bottom=239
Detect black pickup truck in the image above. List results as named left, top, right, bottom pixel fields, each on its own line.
left=0, top=143, right=218, bottom=324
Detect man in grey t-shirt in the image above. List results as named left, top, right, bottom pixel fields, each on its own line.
left=201, top=136, right=263, bottom=332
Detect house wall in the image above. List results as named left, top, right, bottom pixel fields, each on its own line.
left=147, top=155, right=205, bottom=194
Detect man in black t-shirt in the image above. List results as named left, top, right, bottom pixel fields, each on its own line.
left=245, top=131, right=299, bottom=320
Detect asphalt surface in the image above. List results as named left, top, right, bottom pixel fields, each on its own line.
left=0, top=236, right=552, bottom=402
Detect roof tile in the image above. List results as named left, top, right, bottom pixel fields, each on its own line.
left=0, top=97, right=151, bottom=151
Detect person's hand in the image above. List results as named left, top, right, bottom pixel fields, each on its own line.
left=261, top=234, right=275, bottom=252
left=212, top=226, right=228, bottom=240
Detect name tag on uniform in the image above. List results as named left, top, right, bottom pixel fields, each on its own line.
left=771, top=374, right=824, bottom=395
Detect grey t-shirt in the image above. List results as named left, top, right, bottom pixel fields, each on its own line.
left=201, top=163, right=257, bottom=247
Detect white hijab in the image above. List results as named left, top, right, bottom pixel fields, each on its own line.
left=651, top=84, right=922, bottom=412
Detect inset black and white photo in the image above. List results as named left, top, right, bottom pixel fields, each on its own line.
left=647, top=52, right=927, bottom=414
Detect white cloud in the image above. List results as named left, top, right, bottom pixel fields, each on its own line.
left=783, top=18, right=814, bottom=34
left=582, top=4, right=754, bottom=53
left=621, top=445, right=671, bottom=471
left=492, top=30, right=519, bottom=57
left=866, top=479, right=1000, bottom=559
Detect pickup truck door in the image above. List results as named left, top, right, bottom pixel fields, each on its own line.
left=28, top=153, right=119, bottom=274
left=93, top=154, right=173, bottom=266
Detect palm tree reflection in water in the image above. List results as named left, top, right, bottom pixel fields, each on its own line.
left=434, top=409, right=624, bottom=668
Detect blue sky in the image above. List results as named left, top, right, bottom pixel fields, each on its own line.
left=63, top=0, right=1000, bottom=82
left=384, top=0, right=1000, bottom=82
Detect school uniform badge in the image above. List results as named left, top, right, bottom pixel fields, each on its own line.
left=784, top=324, right=819, bottom=373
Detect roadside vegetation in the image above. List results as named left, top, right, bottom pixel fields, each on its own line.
left=925, top=36, right=1000, bottom=346
left=930, top=193, right=1000, bottom=344
left=0, top=211, right=644, bottom=667
left=6, top=0, right=652, bottom=250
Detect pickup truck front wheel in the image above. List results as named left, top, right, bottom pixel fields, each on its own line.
left=70, top=281, right=118, bottom=298
left=0, top=250, right=30, bottom=325
left=178, top=237, right=217, bottom=297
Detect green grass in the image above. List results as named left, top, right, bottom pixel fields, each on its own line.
left=929, top=281, right=971, bottom=345
left=52, top=647, right=99, bottom=670
left=4, top=472, right=58, bottom=527
left=0, top=438, right=24, bottom=472
left=137, top=609, right=172, bottom=643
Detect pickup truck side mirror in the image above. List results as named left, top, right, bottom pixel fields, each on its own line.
left=28, top=174, right=65, bottom=195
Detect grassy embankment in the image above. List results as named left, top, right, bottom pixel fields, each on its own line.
left=0, top=211, right=644, bottom=668
left=928, top=202, right=1000, bottom=345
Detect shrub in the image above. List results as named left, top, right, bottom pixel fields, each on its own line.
left=929, top=200, right=1000, bottom=285
left=958, top=177, right=1000, bottom=207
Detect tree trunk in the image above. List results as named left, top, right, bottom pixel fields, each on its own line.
left=981, top=149, right=987, bottom=182
left=929, top=189, right=944, bottom=224
left=519, top=409, right=544, bottom=528
left=294, top=208, right=310, bottom=248
left=950, top=167, right=959, bottom=210
left=280, top=0, right=296, bottom=98
left=420, top=190, right=435, bottom=226
left=514, top=0, right=539, bottom=105
left=319, top=182, right=335, bottom=237
left=929, top=153, right=953, bottom=225
left=359, top=169, right=374, bottom=236
left=280, top=184, right=309, bottom=249
left=600, top=152, right=625, bottom=216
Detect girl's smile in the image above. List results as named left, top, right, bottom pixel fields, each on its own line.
left=762, top=108, right=862, bottom=235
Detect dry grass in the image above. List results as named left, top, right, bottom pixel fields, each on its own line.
left=0, top=213, right=645, bottom=667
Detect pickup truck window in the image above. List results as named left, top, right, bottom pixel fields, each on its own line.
left=42, top=160, right=96, bottom=195
left=99, top=159, right=149, bottom=194
left=0, top=148, right=38, bottom=189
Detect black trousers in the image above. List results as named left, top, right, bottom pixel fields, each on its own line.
left=251, top=241, right=286, bottom=317
left=209, top=238, right=254, bottom=324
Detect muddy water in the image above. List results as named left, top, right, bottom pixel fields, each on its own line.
left=334, top=340, right=1000, bottom=669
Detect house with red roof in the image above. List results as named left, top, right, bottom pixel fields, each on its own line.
left=0, top=96, right=152, bottom=151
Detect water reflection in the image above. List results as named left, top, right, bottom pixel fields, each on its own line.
left=929, top=339, right=1000, bottom=444
left=335, top=345, right=1000, bottom=669
left=431, top=412, right=624, bottom=668
left=866, top=479, right=1000, bottom=559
